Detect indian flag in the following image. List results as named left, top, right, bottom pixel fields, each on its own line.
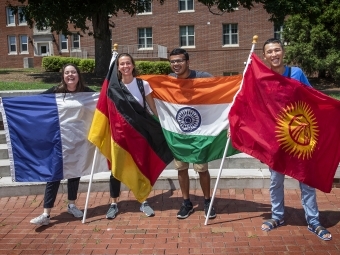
left=141, top=75, right=242, bottom=163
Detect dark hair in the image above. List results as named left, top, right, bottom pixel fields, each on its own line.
left=116, top=53, right=138, bottom=80
left=263, top=38, right=284, bottom=52
left=55, top=63, right=86, bottom=93
left=169, top=48, right=189, bottom=60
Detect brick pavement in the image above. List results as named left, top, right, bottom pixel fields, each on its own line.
left=0, top=188, right=340, bottom=255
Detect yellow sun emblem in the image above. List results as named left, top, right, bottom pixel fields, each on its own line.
left=275, top=101, right=318, bottom=160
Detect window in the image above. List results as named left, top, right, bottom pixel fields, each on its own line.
left=6, top=7, right=15, bottom=26
left=72, top=34, right=80, bottom=50
left=223, top=24, right=238, bottom=45
left=60, top=34, right=68, bottom=51
left=179, top=0, right=194, bottom=11
left=20, top=35, right=28, bottom=53
left=274, top=25, right=284, bottom=40
left=138, top=0, right=152, bottom=14
left=180, top=26, right=195, bottom=47
left=8, top=36, right=17, bottom=54
left=18, top=7, right=27, bottom=25
left=138, top=28, right=153, bottom=49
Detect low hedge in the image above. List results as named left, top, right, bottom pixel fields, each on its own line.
left=42, top=57, right=94, bottom=73
left=42, top=56, right=171, bottom=75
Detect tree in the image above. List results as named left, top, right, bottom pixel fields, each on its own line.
left=9, top=0, right=322, bottom=76
left=10, top=0, right=166, bottom=76
left=282, top=0, right=340, bottom=80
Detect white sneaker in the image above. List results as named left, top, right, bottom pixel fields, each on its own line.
left=67, top=204, right=83, bottom=218
left=140, top=201, right=155, bottom=217
left=30, top=214, right=50, bottom=226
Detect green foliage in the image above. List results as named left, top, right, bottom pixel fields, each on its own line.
left=42, top=57, right=64, bottom=72
left=283, top=0, right=340, bottom=80
left=80, top=59, right=95, bottom=73
left=136, top=61, right=171, bottom=75
left=42, top=57, right=95, bottom=73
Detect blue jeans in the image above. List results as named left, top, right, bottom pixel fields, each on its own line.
left=269, top=169, right=320, bottom=226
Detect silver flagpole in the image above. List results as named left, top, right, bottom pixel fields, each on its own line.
left=204, top=35, right=258, bottom=225
left=82, top=147, right=98, bottom=223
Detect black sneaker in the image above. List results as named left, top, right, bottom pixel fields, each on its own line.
left=204, top=202, right=216, bottom=219
left=177, top=202, right=194, bottom=219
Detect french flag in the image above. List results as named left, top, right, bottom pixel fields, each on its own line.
left=0, top=92, right=108, bottom=182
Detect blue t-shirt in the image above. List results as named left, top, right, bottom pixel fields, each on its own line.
left=282, top=66, right=311, bottom=87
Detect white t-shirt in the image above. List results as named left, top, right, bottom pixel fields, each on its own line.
left=124, top=78, right=153, bottom=107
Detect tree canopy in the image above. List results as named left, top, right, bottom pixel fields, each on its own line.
left=9, top=0, right=323, bottom=76
left=283, top=0, right=340, bottom=80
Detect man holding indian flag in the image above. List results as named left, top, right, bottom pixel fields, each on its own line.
left=142, top=48, right=242, bottom=219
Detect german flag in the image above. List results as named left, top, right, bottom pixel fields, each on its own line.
left=88, top=60, right=173, bottom=202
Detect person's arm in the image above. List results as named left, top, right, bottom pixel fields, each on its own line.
left=145, top=94, right=158, bottom=117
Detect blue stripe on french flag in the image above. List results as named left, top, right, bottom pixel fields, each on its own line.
left=0, top=92, right=109, bottom=182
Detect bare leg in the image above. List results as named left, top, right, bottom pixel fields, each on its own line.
left=198, top=171, right=211, bottom=199
left=178, top=169, right=190, bottom=199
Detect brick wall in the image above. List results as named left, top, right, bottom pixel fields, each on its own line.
left=1, top=1, right=275, bottom=75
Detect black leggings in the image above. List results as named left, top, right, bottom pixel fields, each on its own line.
left=43, top=177, right=80, bottom=208
left=110, top=174, right=121, bottom=198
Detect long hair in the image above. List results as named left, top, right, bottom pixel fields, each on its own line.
left=54, top=63, right=86, bottom=93
left=116, top=53, right=138, bottom=80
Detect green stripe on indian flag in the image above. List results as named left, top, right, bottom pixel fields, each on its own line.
left=162, top=129, right=228, bottom=163
left=155, top=99, right=230, bottom=136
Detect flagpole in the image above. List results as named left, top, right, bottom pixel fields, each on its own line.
left=204, top=35, right=258, bottom=226
left=82, top=44, right=119, bottom=224
left=82, top=147, right=98, bottom=223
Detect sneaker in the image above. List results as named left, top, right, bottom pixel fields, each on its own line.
left=177, top=202, right=194, bottom=219
left=30, top=213, right=50, bottom=226
left=67, top=204, right=83, bottom=218
left=204, top=202, right=216, bottom=219
left=140, top=201, right=155, bottom=217
left=106, top=204, right=118, bottom=219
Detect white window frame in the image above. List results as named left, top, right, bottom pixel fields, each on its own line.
left=138, top=0, right=152, bottom=15
left=60, top=34, right=68, bottom=52
left=138, top=28, right=153, bottom=49
left=18, top=7, right=27, bottom=25
left=8, top=36, right=17, bottom=54
left=223, top=24, right=239, bottom=47
left=274, top=25, right=284, bottom=41
left=180, top=26, right=195, bottom=48
left=6, top=7, right=15, bottom=26
left=19, top=35, right=29, bottom=54
left=71, top=34, right=80, bottom=51
left=179, top=0, right=194, bottom=12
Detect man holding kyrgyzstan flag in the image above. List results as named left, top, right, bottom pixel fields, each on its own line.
left=229, top=38, right=338, bottom=241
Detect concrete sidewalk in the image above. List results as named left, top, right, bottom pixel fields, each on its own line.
left=0, top=188, right=339, bottom=255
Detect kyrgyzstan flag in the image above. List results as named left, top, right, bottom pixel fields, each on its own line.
left=88, top=59, right=173, bottom=203
left=229, top=53, right=340, bottom=193
left=141, top=74, right=242, bottom=163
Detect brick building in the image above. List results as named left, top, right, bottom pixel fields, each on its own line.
left=0, top=1, right=281, bottom=76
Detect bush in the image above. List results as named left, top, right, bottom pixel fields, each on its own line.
left=42, top=57, right=63, bottom=72
left=42, top=56, right=95, bottom=73
left=79, top=59, right=95, bottom=73
left=136, top=61, right=171, bottom=75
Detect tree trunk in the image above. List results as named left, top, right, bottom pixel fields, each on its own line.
left=92, top=10, right=112, bottom=77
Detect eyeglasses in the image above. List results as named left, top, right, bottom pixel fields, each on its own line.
left=169, top=59, right=186, bottom=64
